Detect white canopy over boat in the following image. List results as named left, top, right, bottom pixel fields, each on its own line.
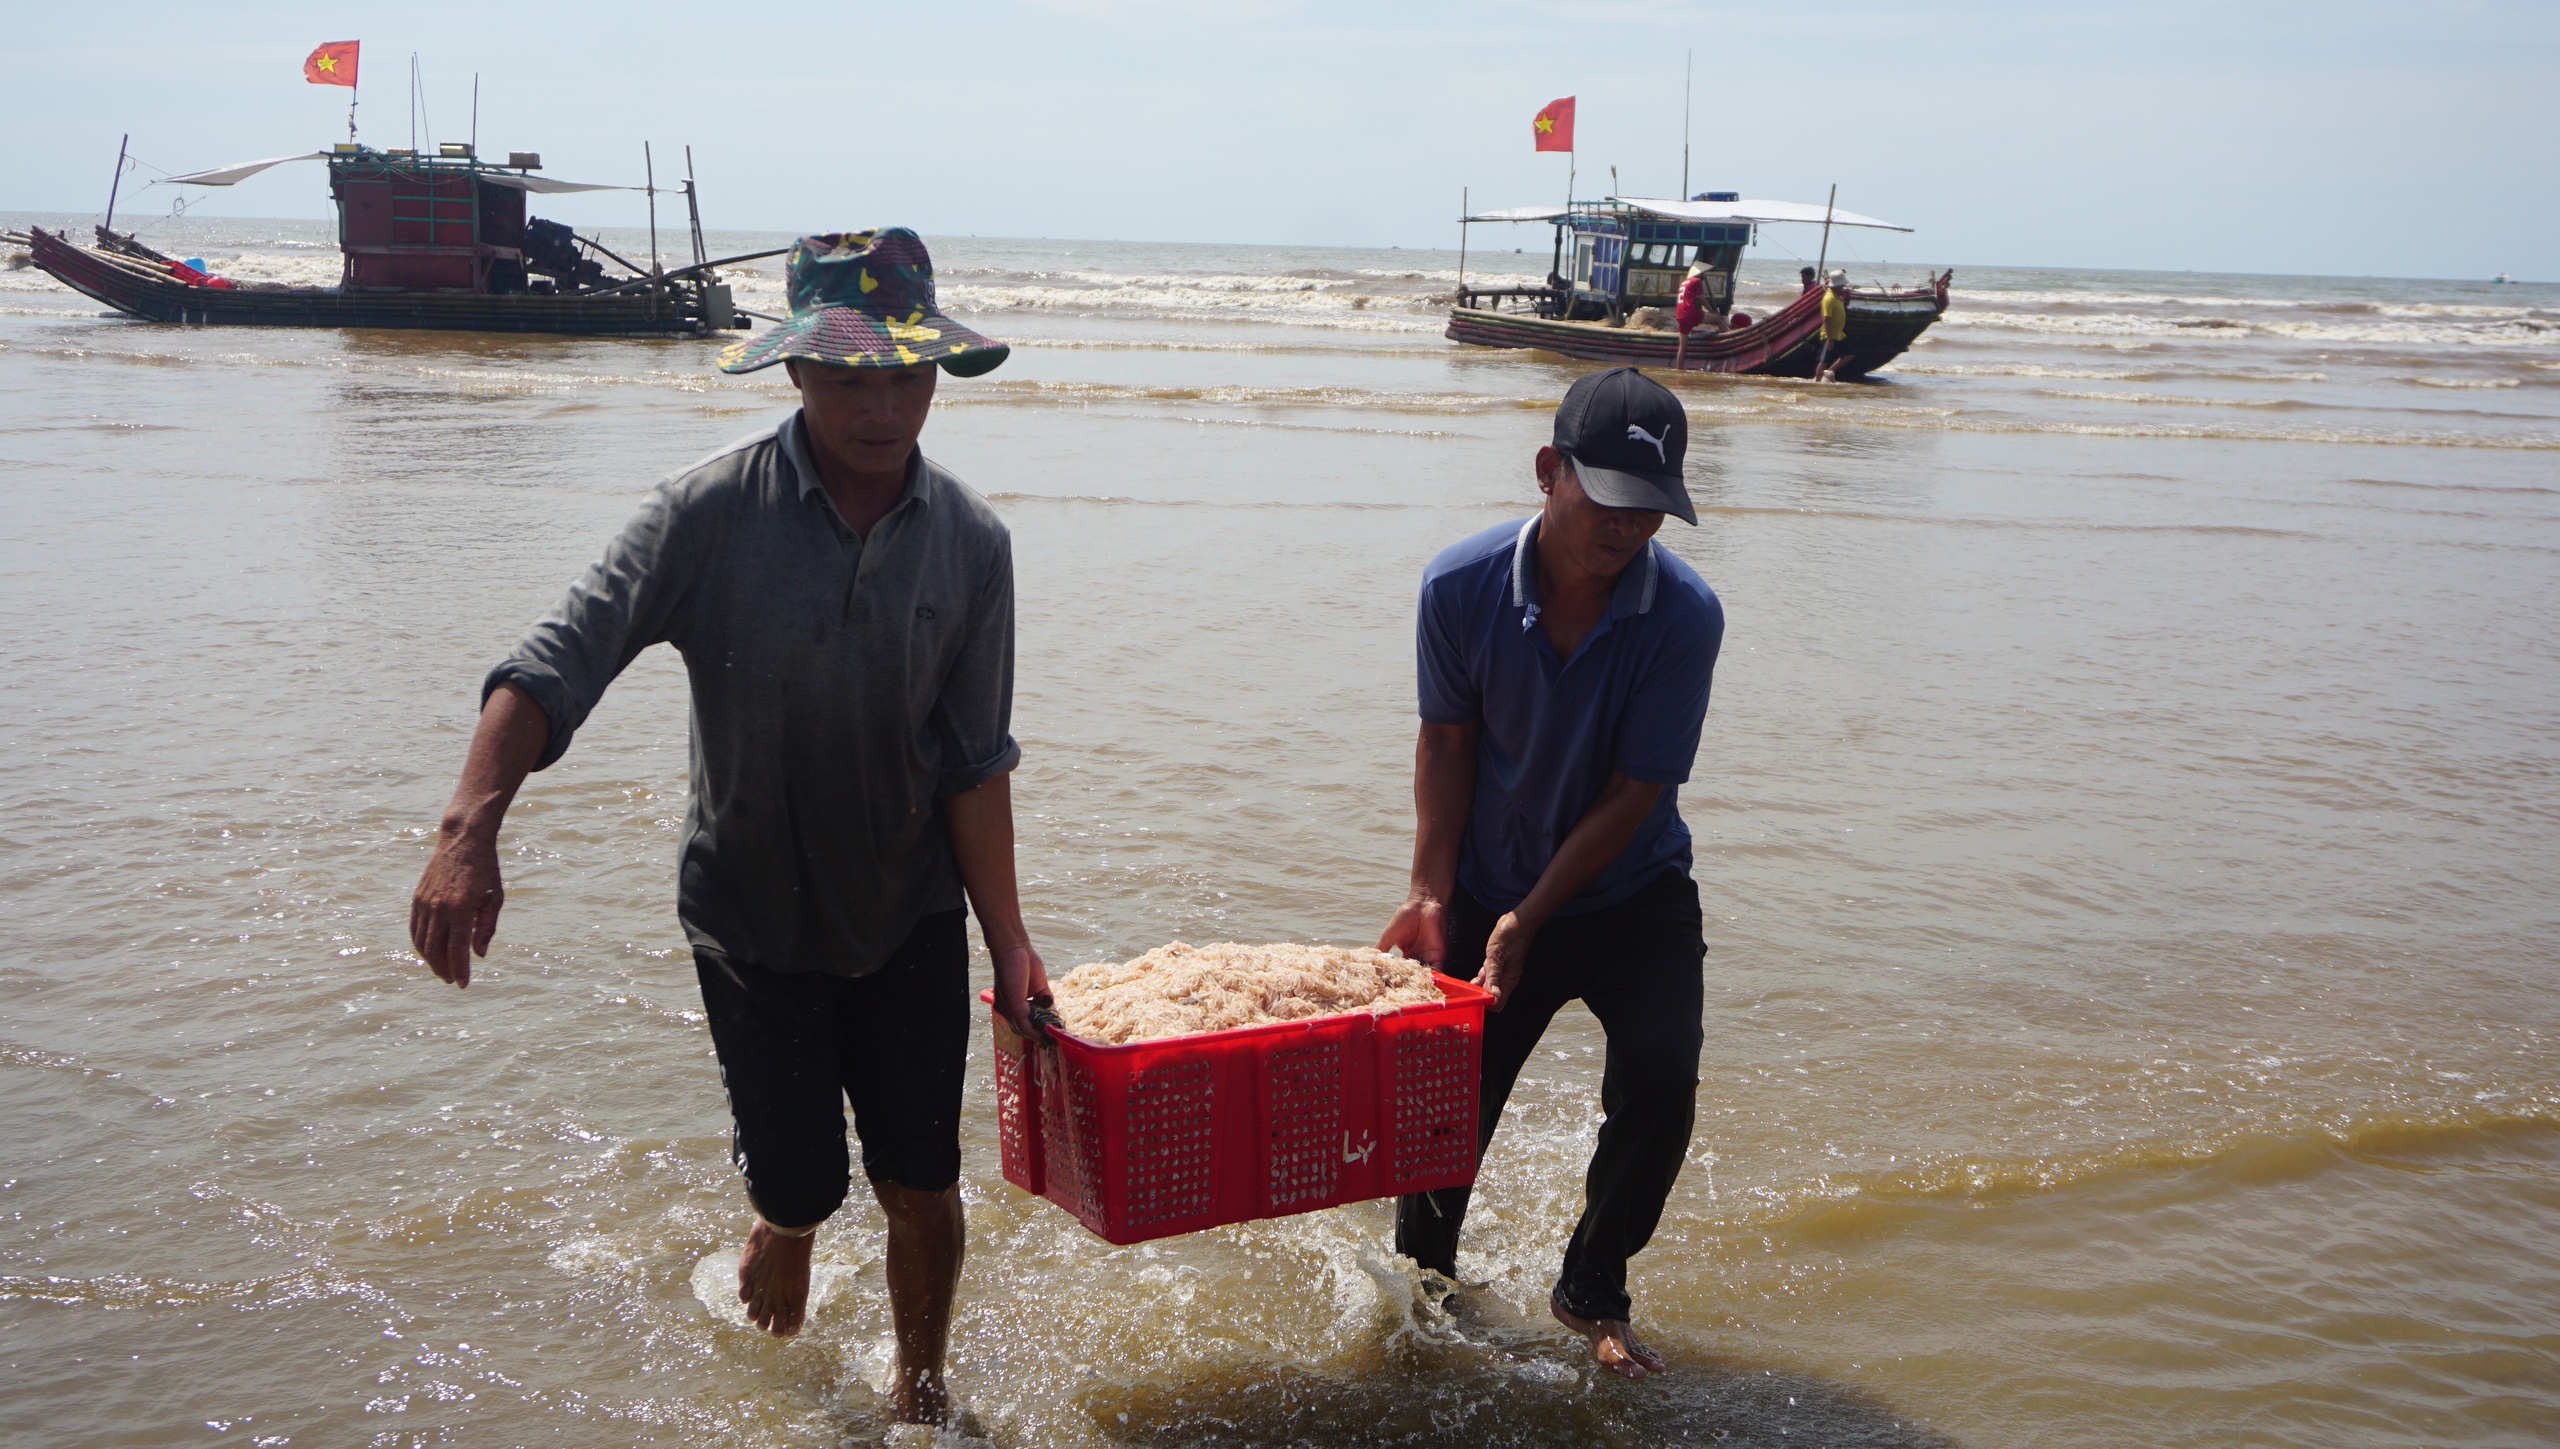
left=160, top=153, right=331, bottom=186
left=475, top=173, right=634, bottom=194
left=159, top=153, right=633, bottom=192
left=1619, top=196, right=1910, bottom=231
left=1462, top=196, right=1911, bottom=232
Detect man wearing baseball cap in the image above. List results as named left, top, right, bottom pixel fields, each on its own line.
left=1378, top=365, right=1724, bottom=1379
left=408, top=229, right=1042, bottom=1425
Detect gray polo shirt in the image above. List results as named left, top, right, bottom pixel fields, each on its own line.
left=485, top=411, right=1019, bottom=978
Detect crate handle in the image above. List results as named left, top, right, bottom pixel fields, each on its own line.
left=1028, top=1000, right=1068, bottom=1044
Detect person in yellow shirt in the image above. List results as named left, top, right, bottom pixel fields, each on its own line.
left=1815, top=269, right=1850, bottom=381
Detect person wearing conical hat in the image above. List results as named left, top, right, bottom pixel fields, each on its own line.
left=1672, top=258, right=1713, bottom=371
left=410, top=228, right=1039, bottom=1426
left=1817, top=268, right=1852, bottom=381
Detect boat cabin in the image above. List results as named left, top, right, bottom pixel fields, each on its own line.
left=1457, top=191, right=1916, bottom=326
left=328, top=143, right=591, bottom=294
left=1558, top=199, right=1754, bottom=322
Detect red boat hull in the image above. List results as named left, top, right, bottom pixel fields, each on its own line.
left=1446, top=279, right=1947, bottom=379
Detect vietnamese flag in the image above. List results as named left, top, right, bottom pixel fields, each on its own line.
left=1533, top=96, right=1574, bottom=153
left=303, top=40, right=359, bottom=88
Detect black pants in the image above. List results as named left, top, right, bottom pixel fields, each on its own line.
left=1395, top=868, right=1705, bottom=1322
left=694, top=909, right=970, bottom=1227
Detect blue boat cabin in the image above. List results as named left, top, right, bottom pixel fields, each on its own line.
left=1555, top=194, right=1752, bottom=323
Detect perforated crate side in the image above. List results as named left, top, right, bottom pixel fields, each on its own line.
left=1384, top=1018, right=1479, bottom=1192
left=1038, top=1051, right=1108, bottom=1234
left=992, top=1040, right=1039, bottom=1195
left=1262, top=1036, right=1346, bottom=1212
left=1118, top=1057, right=1218, bottom=1231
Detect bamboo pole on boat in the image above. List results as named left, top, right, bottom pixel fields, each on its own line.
left=644, top=143, right=660, bottom=276
left=576, top=247, right=787, bottom=299
left=1815, top=183, right=1837, bottom=277
left=579, top=233, right=655, bottom=279
left=684, top=146, right=707, bottom=269
left=102, top=135, right=129, bottom=234
left=644, top=143, right=662, bottom=323
left=1681, top=50, right=1692, bottom=200
left=1457, top=187, right=1467, bottom=302
left=1814, top=183, right=1839, bottom=381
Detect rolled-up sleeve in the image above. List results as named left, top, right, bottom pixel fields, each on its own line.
left=483, top=482, right=696, bottom=771
left=931, top=532, right=1020, bottom=798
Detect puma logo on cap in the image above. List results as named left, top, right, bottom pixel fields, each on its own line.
left=1625, top=422, right=1669, bottom=465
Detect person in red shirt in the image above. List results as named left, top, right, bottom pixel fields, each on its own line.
left=1672, top=260, right=1712, bottom=370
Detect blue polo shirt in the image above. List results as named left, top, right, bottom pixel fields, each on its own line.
left=1416, top=515, right=1723, bottom=916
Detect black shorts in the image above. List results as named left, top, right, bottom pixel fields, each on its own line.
left=695, top=908, right=970, bottom=1225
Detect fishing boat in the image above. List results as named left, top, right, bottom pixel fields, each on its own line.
left=22, top=142, right=777, bottom=338
left=1448, top=195, right=1948, bottom=378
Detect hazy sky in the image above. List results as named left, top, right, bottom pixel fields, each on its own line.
left=6, top=1, right=2552, bottom=279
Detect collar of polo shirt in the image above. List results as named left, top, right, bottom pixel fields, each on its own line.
left=779, top=410, right=934, bottom=518
left=1509, top=514, right=1660, bottom=632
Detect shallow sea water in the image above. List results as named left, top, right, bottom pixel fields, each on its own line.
left=4, top=214, right=2558, bottom=1447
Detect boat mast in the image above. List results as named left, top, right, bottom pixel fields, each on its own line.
left=644, top=143, right=660, bottom=276
left=1457, top=186, right=1467, bottom=297
left=1815, top=182, right=1837, bottom=278
left=102, top=134, right=129, bottom=234
left=685, top=146, right=707, bottom=269
left=1681, top=50, right=1691, bottom=200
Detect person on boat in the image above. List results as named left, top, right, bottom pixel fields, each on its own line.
left=406, top=228, right=1043, bottom=1427
left=1799, top=265, right=1819, bottom=294
left=1379, top=366, right=1724, bottom=1382
left=1672, top=259, right=1713, bottom=370
left=1816, top=269, right=1851, bottom=381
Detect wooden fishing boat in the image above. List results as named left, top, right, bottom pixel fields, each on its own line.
left=1448, top=196, right=1949, bottom=379
left=23, top=142, right=777, bottom=338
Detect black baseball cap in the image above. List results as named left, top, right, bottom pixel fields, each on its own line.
left=1552, top=366, right=1696, bottom=525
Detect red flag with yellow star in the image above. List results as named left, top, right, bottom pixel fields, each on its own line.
left=304, top=41, right=360, bottom=88
left=1533, top=96, right=1574, bottom=153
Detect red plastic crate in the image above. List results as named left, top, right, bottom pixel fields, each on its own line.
left=981, top=973, right=1489, bottom=1244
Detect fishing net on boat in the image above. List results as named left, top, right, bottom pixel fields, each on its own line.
left=1049, top=942, right=1443, bottom=1045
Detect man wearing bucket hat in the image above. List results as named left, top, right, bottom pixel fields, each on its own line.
left=1378, top=366, right=1724, bottom=1380
left=409, top=228, right=1040, bottom=1424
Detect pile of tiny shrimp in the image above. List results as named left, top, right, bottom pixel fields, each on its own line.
left=1047, top=941, right=1442, bottom=1045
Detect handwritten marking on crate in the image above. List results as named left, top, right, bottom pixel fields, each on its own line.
left=1264, top=1039, right=1344, bottom=1209
left=1389, top=1022, right=1477, bottom=1186
left=1123, top=1059, right=1217, bottom=1227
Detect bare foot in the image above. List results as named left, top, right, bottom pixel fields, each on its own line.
left=1551, top=1294, right=1667, bottom=1380
left=737, top=1218, right=815, bottom=1337
left=891, top=1363, right=952, bottom=1426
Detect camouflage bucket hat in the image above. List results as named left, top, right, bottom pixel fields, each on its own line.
left=717, top=227, right=1008, bottom=378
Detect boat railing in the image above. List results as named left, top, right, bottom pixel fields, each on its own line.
left=1454, top=283, right=1559, bottom=314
